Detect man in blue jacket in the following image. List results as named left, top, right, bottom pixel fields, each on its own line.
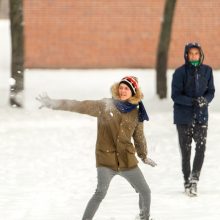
left=171, top=42, right=215, bottom=196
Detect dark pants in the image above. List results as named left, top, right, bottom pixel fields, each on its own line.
left=176, top=122, right=208, bottom=182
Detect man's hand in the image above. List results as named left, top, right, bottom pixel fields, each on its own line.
left=142, top=157, right=157, bottom=167
left=197, top=96, right=208, bottom=108
left=193, top=96, right=208, bottom=108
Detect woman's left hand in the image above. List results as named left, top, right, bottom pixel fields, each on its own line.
left=142, top=157, right=157, bottom=167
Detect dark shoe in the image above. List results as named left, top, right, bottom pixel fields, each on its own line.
left=139, top=210, right=152, bottom=220
left=184, top=180, right=191, bottom=194
left=190, top=181, right=198, bottom=196
left=140, top=215, right=153, bottom=220
left=140, top=217, right=152, bottom=220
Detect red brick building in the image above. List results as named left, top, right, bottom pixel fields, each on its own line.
left=23, top=0, right=220, bottom=69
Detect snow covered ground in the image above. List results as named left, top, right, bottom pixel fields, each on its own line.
left=1, top=20, right=220, bottom=220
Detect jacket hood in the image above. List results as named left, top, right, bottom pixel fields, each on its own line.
left=111, top=82, right=143, bottom=104
left=184, top=42, right=204, bottom=65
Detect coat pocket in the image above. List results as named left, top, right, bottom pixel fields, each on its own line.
left=96, top=149, right=117, bottom=167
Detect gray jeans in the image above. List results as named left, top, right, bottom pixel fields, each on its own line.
left=82, top=166, right=151, bottom=220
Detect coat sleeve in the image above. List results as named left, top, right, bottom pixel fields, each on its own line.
left=204, top=68, right=215, bottom=103
left=133, top=122, right=147, bottom=160
left=50, top=99, right=103, bottom=117
left=171, top=70, right=194, bottom=106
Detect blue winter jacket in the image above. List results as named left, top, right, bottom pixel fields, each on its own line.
left=171, top=63, right=215, bottom=124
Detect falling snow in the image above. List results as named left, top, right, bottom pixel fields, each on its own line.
left=1, top=20, right=220, bottom=220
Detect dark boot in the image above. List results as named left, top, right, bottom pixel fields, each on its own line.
left=190, top=179, right=198, bottom=196
left=139, top=211, right=152, bottom=220
left=184, top=179, right=191, bottom=195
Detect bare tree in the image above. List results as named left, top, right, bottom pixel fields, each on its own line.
left=9, top=0, right=24, bottom=107
left=156, top=0, right=176, bottom=99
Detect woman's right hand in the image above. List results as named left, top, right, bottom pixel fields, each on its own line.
left=36, top=93, right=54, bottom=109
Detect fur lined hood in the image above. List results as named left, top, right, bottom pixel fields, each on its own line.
left=111, top=82, right=144, bottom=104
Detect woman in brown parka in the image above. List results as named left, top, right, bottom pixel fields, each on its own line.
left=37, top=76, right=156, bottom=220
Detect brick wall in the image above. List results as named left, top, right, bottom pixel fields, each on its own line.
left=170, top=0, right=220, bottom=69
left=23, top=0, right=220, bottom=69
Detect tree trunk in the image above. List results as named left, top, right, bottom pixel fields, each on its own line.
left=9, top=0, right=24, bottom=107
left=156, top=0, right=176, bottom=99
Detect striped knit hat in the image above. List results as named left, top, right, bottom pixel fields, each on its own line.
left=119, top=76, right=138, bottom=96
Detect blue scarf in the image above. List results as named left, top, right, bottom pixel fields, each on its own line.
left=113, top=99, right=149, bottom=122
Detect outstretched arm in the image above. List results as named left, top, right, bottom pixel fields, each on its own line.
left=36, top=93, right=103, bottom=117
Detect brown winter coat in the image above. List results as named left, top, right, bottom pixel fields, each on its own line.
left=51, top=82, right=148, bottom=171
